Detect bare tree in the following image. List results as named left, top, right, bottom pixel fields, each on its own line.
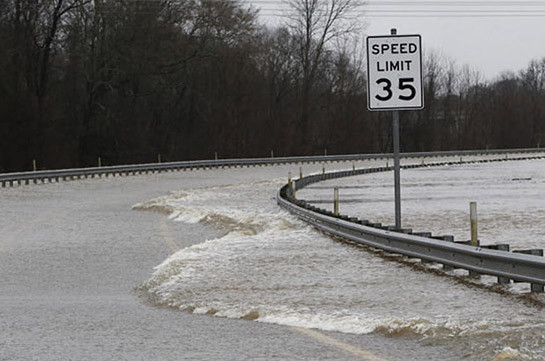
left=285, top=0, right=362, bottom=149
left=520, top=58, right=545, bottom=146
left=457, top=64, right=483, bottom=148
left=22, top=0, right=89, bottom=104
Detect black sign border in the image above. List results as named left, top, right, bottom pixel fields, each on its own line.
left=366, top=34, right=424, bottom=112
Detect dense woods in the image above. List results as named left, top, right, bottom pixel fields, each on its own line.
left=1, top=0, right=545, bottom=172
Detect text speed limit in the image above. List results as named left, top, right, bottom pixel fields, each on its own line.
left=366, top=34, right=423, bottom=111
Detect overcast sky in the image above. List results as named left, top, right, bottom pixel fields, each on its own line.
left=367, top=15, right=545, bottom=80
left=254, top=0, right=545, bottom=80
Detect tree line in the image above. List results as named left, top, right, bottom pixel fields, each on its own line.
left=1, top=0, right=544, bottom=172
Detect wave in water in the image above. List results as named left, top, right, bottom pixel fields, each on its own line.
left=135, top=177, right=545, bottom=360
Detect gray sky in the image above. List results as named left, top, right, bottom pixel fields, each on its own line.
left=254, top=0, right=545, bottom=80
left=367, top=15, right=545, bottom=80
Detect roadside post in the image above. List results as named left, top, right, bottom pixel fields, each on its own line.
left=366, top=29, right=424, bottom=229
left=333, top=187, right=339, bottom=216
left=470, top=201, right=479, bottom=246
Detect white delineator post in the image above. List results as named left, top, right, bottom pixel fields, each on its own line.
left=333, top=187, right=339, bottom=216
left=470, top=201, right=478, bottom=246
left=288, top=172, right=296, bottom=199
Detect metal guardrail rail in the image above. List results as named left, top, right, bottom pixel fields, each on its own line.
left=2, top=148, right=545, bottom=187
left=277, top=152, right=545, bottom=292
left=3, top=147, right=545, bottom=291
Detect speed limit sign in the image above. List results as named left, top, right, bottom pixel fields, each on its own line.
left=366, top=34, right=423, bottom=111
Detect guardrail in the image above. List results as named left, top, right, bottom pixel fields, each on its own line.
left=2, top=148, right=545, bottom=187
left=277, top=152, right=545, bottom=292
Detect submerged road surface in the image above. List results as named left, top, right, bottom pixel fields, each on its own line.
left=1, top=157, right=543, bottom=360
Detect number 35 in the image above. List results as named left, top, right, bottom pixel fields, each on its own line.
left=375, top=78, right=416, bottom=101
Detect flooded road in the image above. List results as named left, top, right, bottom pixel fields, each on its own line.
left=1, top=156, right=544, bottom=360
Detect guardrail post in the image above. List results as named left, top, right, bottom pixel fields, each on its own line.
left=532, top=284, right=545, bottom=293
left=497, top=244, right=510, bottom=284
left=439, top=235, right=456, bottom=270
left=470, top=202, right=479, bottom=247
left=468, top=269, right=481, bottom=277
left=299, top=167, right=303, bottom=179
left=333, top=187, right=339, bottom=216
left=513, top=249, right=544, bottom=292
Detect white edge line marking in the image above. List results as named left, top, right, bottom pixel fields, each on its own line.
left=292, top=326, right=391, bottom=361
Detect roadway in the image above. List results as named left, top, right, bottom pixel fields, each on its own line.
left=0, top=161, right=495, bottom=360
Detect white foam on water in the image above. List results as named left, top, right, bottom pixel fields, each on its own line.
left=258, top=310, right=422, bottom=335
left=492, top=346, right=533, bottom=361
left=138, top=165, right=545, bottom=360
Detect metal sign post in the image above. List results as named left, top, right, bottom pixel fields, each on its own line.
left=367, top=28, right=423, bottom=229
left=391, top=29, right=402, bottom=230
left=393, top=109, right=401, bottom=228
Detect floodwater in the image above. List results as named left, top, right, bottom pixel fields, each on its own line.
left=1, top=155, right=544, bottom=360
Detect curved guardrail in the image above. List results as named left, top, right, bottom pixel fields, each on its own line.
left=277, top=153, right=545, bottom=292
left=2, top=148, right=545, bottom=187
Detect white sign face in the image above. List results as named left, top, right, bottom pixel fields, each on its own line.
left=367, top=34, right=423, bottom=111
